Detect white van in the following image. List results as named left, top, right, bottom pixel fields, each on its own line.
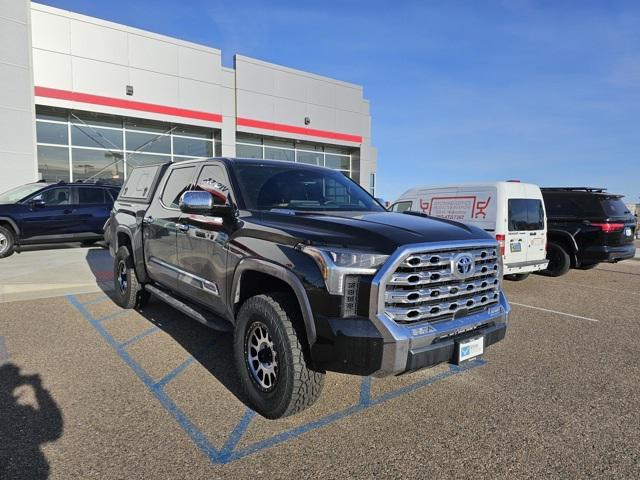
left=390, top=182, right=548, bottom=280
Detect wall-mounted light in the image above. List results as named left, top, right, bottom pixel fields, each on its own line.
left=304, top=117, right=311, bottom=125
left=126, top=85, right=134, bottom=96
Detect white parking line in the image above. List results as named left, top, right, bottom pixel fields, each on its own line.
left=510, top=302, right=599, bottom=322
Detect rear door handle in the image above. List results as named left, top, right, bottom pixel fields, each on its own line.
left=64, top=209, right=73, bottom=214
left=177, top=223, right=189, bottom=232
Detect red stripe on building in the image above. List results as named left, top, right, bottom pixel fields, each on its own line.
left=34, top=86, right=222, bottom=123
left=236, top=117, right=362, bottom=143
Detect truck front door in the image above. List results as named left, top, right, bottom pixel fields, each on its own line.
left=144, top=165, right=197, bottom=290
left=175, top=162, right=231, bottom=316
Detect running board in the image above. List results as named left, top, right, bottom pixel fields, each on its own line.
left=144, top=284, right=233, bottom=333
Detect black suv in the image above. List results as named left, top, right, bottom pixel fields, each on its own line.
left=108, top=158, right=509, bottom=418
left=0, top=181, right=120, bottom=258
left=541, top=187, right=636, bottom=276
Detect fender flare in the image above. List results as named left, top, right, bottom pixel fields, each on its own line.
left=114, top=226, right=149, bottom=282
left=231, top=258, right=317, bottom=346
left=547, top=229, right=579, bottom=254
left=0, top=217, right=20, bottom=237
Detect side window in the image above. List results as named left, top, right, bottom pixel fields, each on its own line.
left=161, top=166, right=197, bottom=209
left=77, top=188, right=106, bottom=205
left=508, top=199, right=544, bottom=231
left=391, top=201, right=412, bottom=213
left=544, top=194, right=579, bottom=217
left=37, top=187, right=71, bottom=206
left=195, top=164, right=230, bottom=195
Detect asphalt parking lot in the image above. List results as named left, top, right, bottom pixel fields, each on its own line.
left=1, top=247, right=639, bottom=479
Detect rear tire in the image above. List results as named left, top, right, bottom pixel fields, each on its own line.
left=0, top=225, right=15, bottom=259
left=542, top=241, right=571, bottom=277
left=577, top=262, right=598, bottom=270
left=504, top=273, right=530, bottom=281
left=113, top=246, right=149, bottom=309
left=234, top=293, right=324, bottom=419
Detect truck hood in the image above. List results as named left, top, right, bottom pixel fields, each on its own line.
left=247, top=210, right=494, bottom=254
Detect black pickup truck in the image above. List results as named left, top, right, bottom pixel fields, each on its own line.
left=107, top=158, right=509, bottom=418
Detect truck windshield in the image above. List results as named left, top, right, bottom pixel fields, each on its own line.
left=234, top=164, right=384, bottom=212
left=0, top=183, right=47, bottom=204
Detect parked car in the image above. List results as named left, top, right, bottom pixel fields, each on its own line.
left=540, top=187, right=637, bottom=276
left=0, top=181, right=120, bottom=258
left=390, top=182, right=548, bottom=281
left=107, top=158, right=510, bottom=419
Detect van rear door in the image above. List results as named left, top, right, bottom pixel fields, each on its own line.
left=506, top=198, right=546, bottom=267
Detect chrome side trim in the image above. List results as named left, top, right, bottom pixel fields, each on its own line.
left=368, top=239, right=510, bottom=377
left=148, top=257, right=219, bottom=296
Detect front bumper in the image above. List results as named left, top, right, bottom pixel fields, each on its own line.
left=581, top=243, right=636, bottom=263
left=311, top=291, right=509, bottom=377
left=370, top=291, right=509, bottom=376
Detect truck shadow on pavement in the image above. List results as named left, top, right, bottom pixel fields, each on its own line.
left=136, top=298, right=248, bottom=405
left=0, top=363, right=63, bottom=480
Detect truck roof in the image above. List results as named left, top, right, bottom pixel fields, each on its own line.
left=399, top=181, right=542, bottom=196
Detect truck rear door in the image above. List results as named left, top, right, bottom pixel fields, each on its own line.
left=143, top=165, right=198, bottom=290
left=506, top=198, right=545, bottom=266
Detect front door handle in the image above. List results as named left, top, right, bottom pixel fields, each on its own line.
left=64, top=209, right=73, bottom=214
left=143, top=215, right=154, bottom=224
left=177, top=223, right=189, bottom=232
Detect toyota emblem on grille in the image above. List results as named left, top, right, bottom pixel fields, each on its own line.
left=452, top=253, right=475, bottom=279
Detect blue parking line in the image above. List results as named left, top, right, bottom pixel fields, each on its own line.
left=154, top=339, right=218, bottom=389
left=227, top=361, right=483, bottom=463
left=66, top=295, right=221, bottom=461
left=118, top=326, right=160, bottom=349
left=96, top=310, right=128, bottom=322
left=66, top=293, right=486, bottom=465
left=0, top=336, right=9, bottom=364
left=80, top=295, right=109, bottom=306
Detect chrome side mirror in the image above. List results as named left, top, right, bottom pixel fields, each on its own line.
left=179, top=191, right=213, bottom=214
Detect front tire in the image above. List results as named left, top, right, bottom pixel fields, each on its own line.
left=542, top=241, right=571, bottom=277
left=0, top=225, right=16, bottom=259
left=504, top=273, right=530, bottom=281
left=113, top=246, right=149, bottom=309
left=234, top=293, right=324, bottom=419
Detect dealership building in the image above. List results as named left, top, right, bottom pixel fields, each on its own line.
left=0, top=1, right=377, bottom=196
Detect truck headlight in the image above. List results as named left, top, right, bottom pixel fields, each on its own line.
left=301, top=246, right=389, bottom=295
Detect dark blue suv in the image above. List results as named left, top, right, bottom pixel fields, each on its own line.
left=0, top=181, right=120, bottom=258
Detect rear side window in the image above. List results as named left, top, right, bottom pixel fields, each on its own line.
left=599, top=197, right=630, bottom=217
left=508, top=199, right=544, bottom=231
left=77, top=188, right=105, bottom=204
left=391, top=201, right=412, bottom=213
left=543, top=194, right=580, bottom=217
left=120, top=165, right=162, bottom=201
left=161, top=166, right=197, bottom=209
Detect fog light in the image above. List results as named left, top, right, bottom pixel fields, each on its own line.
left=341, top=275, right=359, bottom=317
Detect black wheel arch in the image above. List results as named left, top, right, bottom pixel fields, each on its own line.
left=231, top=258, right=317, bottom=348
left=115, top=226, right=150, bottom=283
left=547, top=230, right=579, bottom=266
left=0, top=217, right=20, bottom=239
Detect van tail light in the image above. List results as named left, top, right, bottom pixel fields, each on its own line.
left=591, top=223, right=624, bottom=233
left=496, top=234, right=505, bottom=256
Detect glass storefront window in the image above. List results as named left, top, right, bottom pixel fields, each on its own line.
left=126, top=131, right=172, bottom=154
left=72, top=148, right=124, bottom=184
left=264, top=147, right=295, bottom=162
left=36, top=106, right=67, bottom=122
left=325, top=154, right=350, bottom=171
left=264, top=137, right=295, bottom=149
left=124, top=118, right=172, bottom=134
left=237, top=144, right=263, bottom=159
left=72, top=125, right=123, bottom=150
left=36, top=122, right=68, bottom=145
left=297, top=151, right=323, bottom=166
left=173, top=137, right=213, bottom=157
left=37, top=146, right=70, bottom=182
left=236, top=133, right=262, bottom=145
left=71, top=111, right=123, bottom=129
left=173, top=124, right=212, bottom=139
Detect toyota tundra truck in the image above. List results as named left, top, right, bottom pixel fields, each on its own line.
left=107, top=158, right=510, bottom=419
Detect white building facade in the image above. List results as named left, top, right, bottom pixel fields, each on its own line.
left=0, top=1, right=377, bottom=195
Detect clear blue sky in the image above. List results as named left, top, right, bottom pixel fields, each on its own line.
left=38, top=0, right=640, bottom=204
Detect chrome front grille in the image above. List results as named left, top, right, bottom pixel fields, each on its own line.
left=383, top=245, right=500, bottom=324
